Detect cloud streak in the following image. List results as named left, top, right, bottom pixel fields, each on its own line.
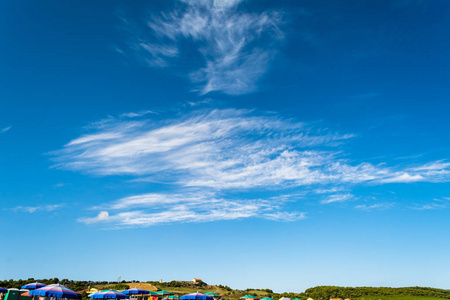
left=1, top=126, right=11, bottom=134
left=78, top=191, right=305, bottom=228
left=54, top=108, right=450, bottom=227
left=11, top=204, right=64, bottom=214
left=54, top=109, right=450, bottom=190
left=119, top=0, right=283, bottom=95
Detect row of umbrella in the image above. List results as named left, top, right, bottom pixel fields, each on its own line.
left=0, top=285, right=275, bottom=300
left=89, top=291, right=216, bottom=300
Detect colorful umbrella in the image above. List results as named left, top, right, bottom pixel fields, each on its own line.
left=181, top=293, right=213, bottom=300
left=279, top=298, right=291, bottom=300
left=91, top=290, right=129, bottom=299
left=260, top=298, right=274, bottom=300
left=21, top=283, right=47, bottom=290
left=203, top=294, right=219, bottom=297
left=123, top=289, right=150, bottom=295
left=167, top=296, right=179, bottom=299
left=292, top=298, right=302, bottom=300
left=0, top=288, right=7, bottom=294
left=30, top=284, right=81, bottom=299
left=157, top=291, right=173, bottom=296
left=241, top=296, right=258, bottom=300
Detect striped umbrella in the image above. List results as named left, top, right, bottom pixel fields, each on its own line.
left=123, top=289, right=150, bottom=295
left=21, top=282, right=47, bottom=290
left=0, top=288, right=7, bottom=294
left=181, top=293, right=213, bottom=300
left=91, top=290, right=129, bottom=299
left=240, top=296, right=258, bottom=300
left=30, top=284, right=81, bottom=299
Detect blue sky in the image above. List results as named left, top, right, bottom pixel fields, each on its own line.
left=1, top=0, right=450, bottom=293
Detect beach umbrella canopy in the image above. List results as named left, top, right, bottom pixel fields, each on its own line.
left=203, top=294, right=219, bottom=297
left=21, top=282, right=47, bottom=290
left=292, top=298, right=302, bottom=300
left=157, top=291, right=173, bottom=296
left=241, top=296, right=258, bottom=300
left=167, top=296, right=179, bottom=299
left=0, top=288, right=8, bottom=293
left=279, top=298, right=291, bottom=300
left=260, top=298, right=274, bottom=300
left=91, top=290, right=129, bottom=299
left=181, top=293, right=213, bottom=300
left=139, top=291, right=159, bottom=296
left=30, top=284, right=81, bottom=299
left=123, top=289, right=150, bottom=295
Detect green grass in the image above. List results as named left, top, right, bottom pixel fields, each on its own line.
left=356, top=296, right=446, bottom=300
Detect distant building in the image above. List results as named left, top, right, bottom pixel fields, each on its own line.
left=159, top=280, right=163, bottom=284
left=192, top=278, right=202, bottom=283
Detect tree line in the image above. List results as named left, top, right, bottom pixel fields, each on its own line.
left=304, top=286, right=450, bottom=299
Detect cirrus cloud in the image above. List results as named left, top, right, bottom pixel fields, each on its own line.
left=118, top=0, right=283, bottom=95
left=53, top=108, right=450, bottom=228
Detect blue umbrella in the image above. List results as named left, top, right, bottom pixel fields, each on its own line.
left=22, top=282, right=47, bottom=290
left=29, top=284, right=81, bottom=299
left=0, top=288, right=8, bottom=293
left=123, top=289, right=150, bottom=295
left=91, top=290, right=129, bottom=299
left=181, top=293, right=214, bottom=300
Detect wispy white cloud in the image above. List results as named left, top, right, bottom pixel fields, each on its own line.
left=11, top=204, right=64, bottom=213
left=119, top=0, right=283, bottom=95
left=1, top=126, right=11, bottom=134
left=263, top=211, right=307, bottom=221
left=411, top=203, right=447, bottom=210
left=313, top=187, right=346, bottom=194
left=54, top=109, right=450, bottom=190
left=355, top=202, right=395, bottom=211
left=78, top=191, right=303, bottom=228
left=120, top=110, right=157, bottom=118
left=54, top=108, right=450, bottom=227
left=321, top=193, right=355, bottom=204
left=408, top=196, right=450, bottom=211
left=377, top=172, right=424, bottom=183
